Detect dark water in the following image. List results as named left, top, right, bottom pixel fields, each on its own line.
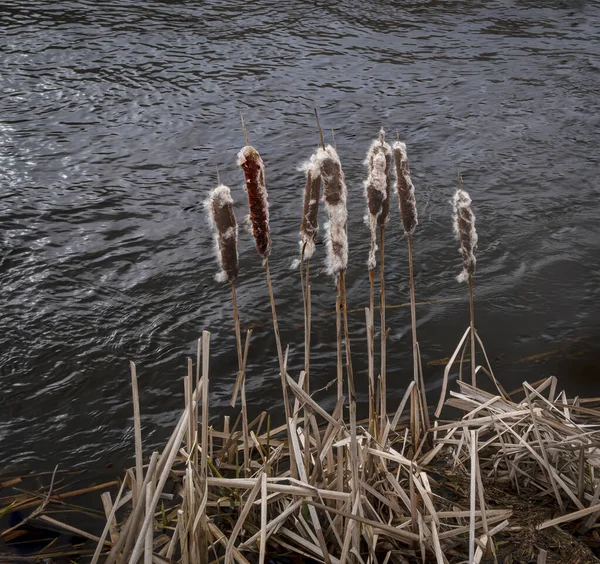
left=1, top=0, right=599, bottom=477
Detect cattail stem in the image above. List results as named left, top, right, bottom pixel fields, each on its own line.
left=265, top=258, right=289, bottom=409
left=407, top=234, right=422, bottom=449
left=300, top=249, right=311, bottom=391
left=300, top=245, right=312, bottom=475
left=264, top=258, right=295, bottom=474
left=379, top=227, right=387, bottom=438
left=368, top=269, right=375, bottom=433
left=469, top=274, right=476, bottom=386
left=339, top=270, right=360, bottom=554
left=336, top=288, right=343, bottom=404
left=231, top=281, right=249, bottom=476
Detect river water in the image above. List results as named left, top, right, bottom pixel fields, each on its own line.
left=1, top=0, right=599, bottom=477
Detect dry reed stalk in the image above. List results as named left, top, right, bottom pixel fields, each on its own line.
left=90, top=479, right=129, bottom=564
left=469, top=429, right=477, bottom=564
left=453, top=176, right=478, bottom=386
left=130, top=361, right=144, bottom=504
left=393, top=138, right=428, bottom=447
left=144, top=481, right=153, bottom=564
left=100, top=491, right=118, bottom=545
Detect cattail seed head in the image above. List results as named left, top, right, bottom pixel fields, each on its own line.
left=393, top=140, right=418, bottom=235
left=299, top=150, right=323, bottom=261
left=317, top=145, right=348, bottom=278
left=452, top=183, right=478, bottom=283
left=364, top=129, right=392, bottom=270
left=204, top=184, right=239, bottom=283
left=237, top=145, right=271, bottom=259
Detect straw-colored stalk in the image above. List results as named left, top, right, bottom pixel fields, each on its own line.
left=452, top=178, right=478, bottom=386
left=204, top=185, right=249, bottom=473
left=393, top=139, right=429, bottom=449
left=237, top=143, right=295, bottom=471
left=363, top=129, right=392, bottom=432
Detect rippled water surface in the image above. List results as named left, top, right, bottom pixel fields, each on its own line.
left=1, top=0, right=599, bottom=475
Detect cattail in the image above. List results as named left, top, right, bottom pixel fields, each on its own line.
left=317, top=145, right=348, bottom=277
left=452, top=184, right=478, bottom=283
left=375, top=129, right=393, bottom=228
left=204, top=185, right=238, bottom=283
left=364, top=130, right=392, bottom=270
left=299, top=150, right=323, bottom=261
left=237, top=145, right=271, bottom=259
left=393, top=140, right=418, bottom=235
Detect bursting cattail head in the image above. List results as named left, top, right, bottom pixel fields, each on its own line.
left=393, top=140, right=418, bottom=235
left=298, top=149, right=323, bottom=261
left=364, top=129, right=392, bottom=270
left=204, top=184, right=239, bottom=283
left=237, top=145, right=271, bottom=259
left=317, top=145, right=348, bottom=278
left=373, top=128, right=393, bottom=228
left=452, top=181, right=478, bottom=283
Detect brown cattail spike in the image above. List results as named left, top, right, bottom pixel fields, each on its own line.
left=237, top=145, right=271, bottom=259
left=393, top=140, right=418, bottom=235
left=452, top=179, right=478, bottom=282
left=317, top=145, right=348, bottom=277
left=299, top=150, right=324, bottom=261
left=205, top=185, right=239, bottom=283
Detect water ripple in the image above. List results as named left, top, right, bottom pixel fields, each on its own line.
left=0, top=0, right=599, bottom=475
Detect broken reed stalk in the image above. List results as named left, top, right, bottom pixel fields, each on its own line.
left=393, top=138, right=428, bottom=448
left=453, top=176, right=478, bottom=386
left=237, top=140, right=295, bottom=473
left=204, top=184, right=249, bottom=474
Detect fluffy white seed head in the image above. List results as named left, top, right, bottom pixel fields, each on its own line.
left=298, top=149, right=324, bottom=262
left=316, top=145, right=348, bottom=278
left=370, top=128, right=393, bottom=228
left=364, top=130, right=391, bottom=270
left=393, top=140, right=418, bottom=235
left=452, top=185, right=478, bottom=283
left=204, top=184, right=239, bottom=283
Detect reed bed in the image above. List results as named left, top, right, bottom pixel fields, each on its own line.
left=12, top=357, right=597, bottom=563
left=3, top=123, right=600, bottom=564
